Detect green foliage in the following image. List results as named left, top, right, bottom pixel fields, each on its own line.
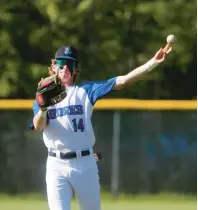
left=0, top=0, right=196, bottom=99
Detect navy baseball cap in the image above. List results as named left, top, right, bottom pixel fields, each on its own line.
left=55, top=46, right=78, bottom=61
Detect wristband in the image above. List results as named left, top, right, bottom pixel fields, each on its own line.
left=144, top=58, right=158, bottom=72
left=38, top=109, right=48, bottom=117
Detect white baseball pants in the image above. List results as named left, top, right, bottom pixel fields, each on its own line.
left=46, top=153, right=101, bottom=210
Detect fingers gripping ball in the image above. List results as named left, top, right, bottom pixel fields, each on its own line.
left=36, top=75, right=67, bottom=108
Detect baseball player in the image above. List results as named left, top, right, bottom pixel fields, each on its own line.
left=32, top=45, right=172, bottom=210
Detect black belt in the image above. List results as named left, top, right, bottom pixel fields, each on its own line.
left=48, top=150, right=90, bottom=159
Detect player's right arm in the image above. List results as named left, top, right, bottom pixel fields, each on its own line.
left=113, top=47, right=172, bottom=90
left=80, top=47, right=173, bottom=104
left=32, top=101, right=48, bottom=131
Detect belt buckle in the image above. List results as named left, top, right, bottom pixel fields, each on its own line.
left=76, top=150, right=82, bottom=158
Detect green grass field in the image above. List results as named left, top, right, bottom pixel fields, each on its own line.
left=0, top=193, right=196, bottom=210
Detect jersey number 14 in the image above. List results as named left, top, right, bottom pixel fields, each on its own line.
left=72, top=118, right=85, bottom=132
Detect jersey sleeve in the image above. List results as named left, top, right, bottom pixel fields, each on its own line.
left=79, top=77, right=117, bottom=105
left=33, top=100, right=40, bottom=116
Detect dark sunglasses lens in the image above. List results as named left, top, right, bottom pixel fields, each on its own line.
left=56, top=60, right=67, bottom=68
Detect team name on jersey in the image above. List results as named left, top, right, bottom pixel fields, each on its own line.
left=48, top=105, right=84, bottom=120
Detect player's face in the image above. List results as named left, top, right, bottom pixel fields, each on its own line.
left=58, top=65, right=72, bottom=85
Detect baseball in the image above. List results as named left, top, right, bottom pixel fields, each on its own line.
left=166, top=34, right=177, bottom=44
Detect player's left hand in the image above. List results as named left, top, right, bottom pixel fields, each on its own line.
left=154, top=47, right=172, bottom=64
left=36, top=75, right=67, bottom=108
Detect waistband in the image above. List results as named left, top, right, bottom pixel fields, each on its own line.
left=48, top=149, right=93, bottom=159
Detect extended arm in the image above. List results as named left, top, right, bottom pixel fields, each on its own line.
left=114, top=47, right=172, bottom=90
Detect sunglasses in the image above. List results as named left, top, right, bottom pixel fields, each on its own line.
left=56, top=59, right=78, bottom=70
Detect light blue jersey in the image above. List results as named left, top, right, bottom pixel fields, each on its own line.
left=32, top=78, right=116, bottom=153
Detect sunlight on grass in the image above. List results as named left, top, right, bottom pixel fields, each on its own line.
left=0, top=193, right=196, bottom=210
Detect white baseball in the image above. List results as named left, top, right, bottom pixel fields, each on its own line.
left=166, top=34, right=177, bottom=44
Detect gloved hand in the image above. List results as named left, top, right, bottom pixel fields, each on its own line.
left=36, top=75, right=66, bottom=108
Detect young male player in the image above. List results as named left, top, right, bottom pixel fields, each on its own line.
left=33, top=45, right=172, bottom=210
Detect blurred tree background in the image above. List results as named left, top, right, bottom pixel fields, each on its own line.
left=0, top=0, right=196, bottom=99
left=0, top=0, right=196, bottom=196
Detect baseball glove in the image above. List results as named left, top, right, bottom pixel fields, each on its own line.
left=36, top=75, right=67, bottom=108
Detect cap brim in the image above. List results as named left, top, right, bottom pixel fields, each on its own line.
left=55, top=56, right=77, bottom=61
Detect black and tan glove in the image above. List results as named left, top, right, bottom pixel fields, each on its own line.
left=36, top=75, right=66, bottom=108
